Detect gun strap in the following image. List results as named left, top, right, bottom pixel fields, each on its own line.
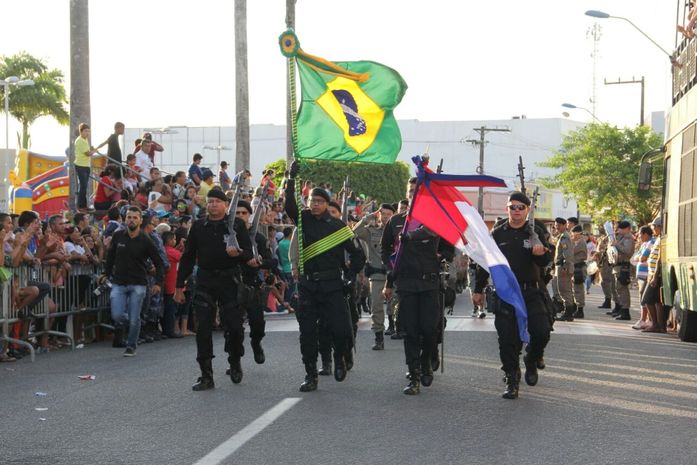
left=303, top=226, right=353, bottom=264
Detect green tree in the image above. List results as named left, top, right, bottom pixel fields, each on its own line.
left=0, top=52, right=69, bottom=148
left=264, top=159, right=411, bottom=204
left=539, top=123, right=663, bottom=226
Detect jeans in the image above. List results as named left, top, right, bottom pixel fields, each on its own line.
left=76, top=165, right=91, bottom=209
left=110, top=284, right=147, bottom=349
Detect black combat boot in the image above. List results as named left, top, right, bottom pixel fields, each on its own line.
left=607, top=303, right=621, bottom=317
left=334, top=354, right=347, bottom=382
left=299, top=363, right=318, bottom=392
left=420, top=354, right=434, bottom=387
left=251, top=339, right=265, bottom=364
left=573, top=306, right=585, bottom=319
left=502, top=368, right=521, bottom=399
left=318, top=355, right=332, bottom=376
left=523, top=355, right=538, bottom=386
left=112, top=325, right=126, bottom=348
left=615, top=308, right=631, bottom=321
left=536, top=357, right=546, bottom=370
left=403, top=366, right=421, bottom=395
left=390, top=330, right=404, bottom=340
left=372, top=332, right=384, bottom=351
left=556, top=304, right=575, bottom=322
left=598, top=298, right=611, bottom=309
left=192, top=359, right=215, bottom=391
left=228, top=356, right=243, bottom=384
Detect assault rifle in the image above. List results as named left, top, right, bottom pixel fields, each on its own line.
left=226, top=171, right=248, bottom=252
left=341, top=175, right=350, bottom=223
left=517, top=156, right=526, bottom=195
left=528, top=186, right=543, bottom=249
left=248, top=178, right=272, bottom=260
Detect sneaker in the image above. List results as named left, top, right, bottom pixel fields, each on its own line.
left=123, top=347, right=136, bottom=357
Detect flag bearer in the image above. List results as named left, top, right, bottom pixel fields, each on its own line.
left=472, top=192, right=553, bottom=399
left=284, top=161, right=366, bottom=393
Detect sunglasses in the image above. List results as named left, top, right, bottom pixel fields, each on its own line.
left=507, top=204, right=527, bottom=211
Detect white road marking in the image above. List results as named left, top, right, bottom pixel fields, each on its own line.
left=192, top=397, right=301, bottom=465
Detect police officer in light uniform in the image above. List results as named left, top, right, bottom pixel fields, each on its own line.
left=353, top=203, right=395, bottom=350
left=612, top=220, right=636, bottom=321
left=570, top=225, right=587, bottom=319
left=553, top=218, right=575, bottom=321
left=175, top=188, right=254, bottom=391
left=595, top=230, right=619, bottom=311
left=285, top=162, right=366, bottom=392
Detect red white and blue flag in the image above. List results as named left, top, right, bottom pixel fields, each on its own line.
left=401, top=155, right=529, bottom=342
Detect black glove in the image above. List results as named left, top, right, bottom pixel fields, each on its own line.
left=289, top=160, right=300, bottom=178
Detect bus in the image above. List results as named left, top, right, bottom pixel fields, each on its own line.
left=639, top=1, right=697, bottom=342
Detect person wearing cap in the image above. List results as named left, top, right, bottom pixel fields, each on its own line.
left=472, top=191, right=554, bottom=399
left=611, top=220, right=636, bottom=321
left=382, top=177, right=454, bottom=395
left=595, top=227, right=619, bottom=310
left=553, top=217, right=576, bottom=322
left=285, top=162, right=366, bottom=392
left=198, top=168, right=217, bottom=199
left=353, top=203, right=395, bottom=350
left=232, top=199, right=273, bottom=365
left=219, top=161, right=232, bottom=191
left=134, top=139, right=154, bottom=181
left=175, top=187, right=254, bottom=390
left=570, top=225, right=588, bottom=318
left=641, top=216, right=664, bottom=332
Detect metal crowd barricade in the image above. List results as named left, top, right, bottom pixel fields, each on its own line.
left=0, top=262, right=113, bottom=362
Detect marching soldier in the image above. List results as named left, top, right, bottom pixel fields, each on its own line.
left=553, top=218, right=575, bottom=321
left=571, top=225, right=587, bottom=319
left=472, top=192, right=553, bottom=399
left=612, top=221, right=636, bottom=321
left=353, top=203, right=395, bottom=350
left=175, top=188, right=254, bottom=391
left=285, top=162, right=366, bottom=392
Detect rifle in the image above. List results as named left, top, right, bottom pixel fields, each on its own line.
left=341, top=175, right=350, bottom=223
left=528, top=186, right=543, bottom=249
left=248, top=179, right=272, bottom=260
left=517, top=156, right=526, bottom=195
left=226, top=171, right=248, bottom=251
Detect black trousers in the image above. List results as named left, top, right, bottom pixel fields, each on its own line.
left=76, top=165, right=90, bottom=209
left=397, top=288, right=440, bottom=369
left=297, top=279, right=353, bottom=367
left=493, top=288, right=551, bottom=373
left=242, top=285, right=266, bottom=342
left=193, top=270, right=243, bottom=363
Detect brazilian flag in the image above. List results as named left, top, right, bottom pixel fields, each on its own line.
left=294, top=52, right=407, bottom=164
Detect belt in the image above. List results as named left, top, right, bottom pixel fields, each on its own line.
left=398, top=272, right=439, bottom=282
left=302, top=270, right=343, bottom=282
left=574, top=262, right=586, bottom=268
left=518, top=281, right=540, bottom=290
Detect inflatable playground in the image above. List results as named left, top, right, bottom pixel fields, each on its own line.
left=8, top=149, right=70, bottom=217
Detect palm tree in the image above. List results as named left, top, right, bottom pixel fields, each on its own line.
left=69, top=0, right=91, bottom=211
left=0, top=52, right=69, bottom=148
left=235, top=0, right=250, bottom=173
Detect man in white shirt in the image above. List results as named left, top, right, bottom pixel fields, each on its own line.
left=135, top=139, right=154, bottom=181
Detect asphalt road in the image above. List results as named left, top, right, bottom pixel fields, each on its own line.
left=2, top=286, right=696, bottom=465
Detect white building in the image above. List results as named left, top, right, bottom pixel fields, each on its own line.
left=125, top=117, right=589, bottom=222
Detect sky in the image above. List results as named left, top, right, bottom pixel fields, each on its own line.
left=0, top=0, right=680, bottom=155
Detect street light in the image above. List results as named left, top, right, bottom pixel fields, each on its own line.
left=585, top=10, right=677, bottom=64
left=561, top=103, right=601, bottom=122
left=202, top=144, right=232, bottom=168
left=1, top=76, right=34, bottom=209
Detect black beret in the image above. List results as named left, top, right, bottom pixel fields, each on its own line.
left=508, top=191, right=530, bottom=206
left=237, top=200, right=252, bottom=214
left=328, top=200, right=342, bottom=212
left=310, top=187, right=330, bottom=202
left=571, top=225, right=583, bottom=233
left=567, top=216, right=578, bottom=224
left=207, top=188, right=227, bottom=202
left=617, top=220, right=631, bottom=229
left=555, top=217, right=567, bottom=225
left=380, top=203, right=396, bottom=212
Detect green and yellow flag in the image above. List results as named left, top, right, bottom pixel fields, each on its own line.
left=281, top=31, right=407, bottom=164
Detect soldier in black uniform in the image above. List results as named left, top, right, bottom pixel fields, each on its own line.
left=472, top=192, right=553, bottom=399
left=285, top=162, right=366, bottom=392
left=234, top=200, right=273, bottom=364
left=381, top=178, right=454, bottom=395
left=174, top=188, right=254, bottom=391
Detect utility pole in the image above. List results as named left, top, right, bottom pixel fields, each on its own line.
left=604, top=76, right=645, bottom=126
left=466, top=126, right=511, bottom=218
left=587, top=23, right=602, bottom=116
left=285, top=0, right=296, bottom=166
left=235, top=0, right=250, bottom=173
